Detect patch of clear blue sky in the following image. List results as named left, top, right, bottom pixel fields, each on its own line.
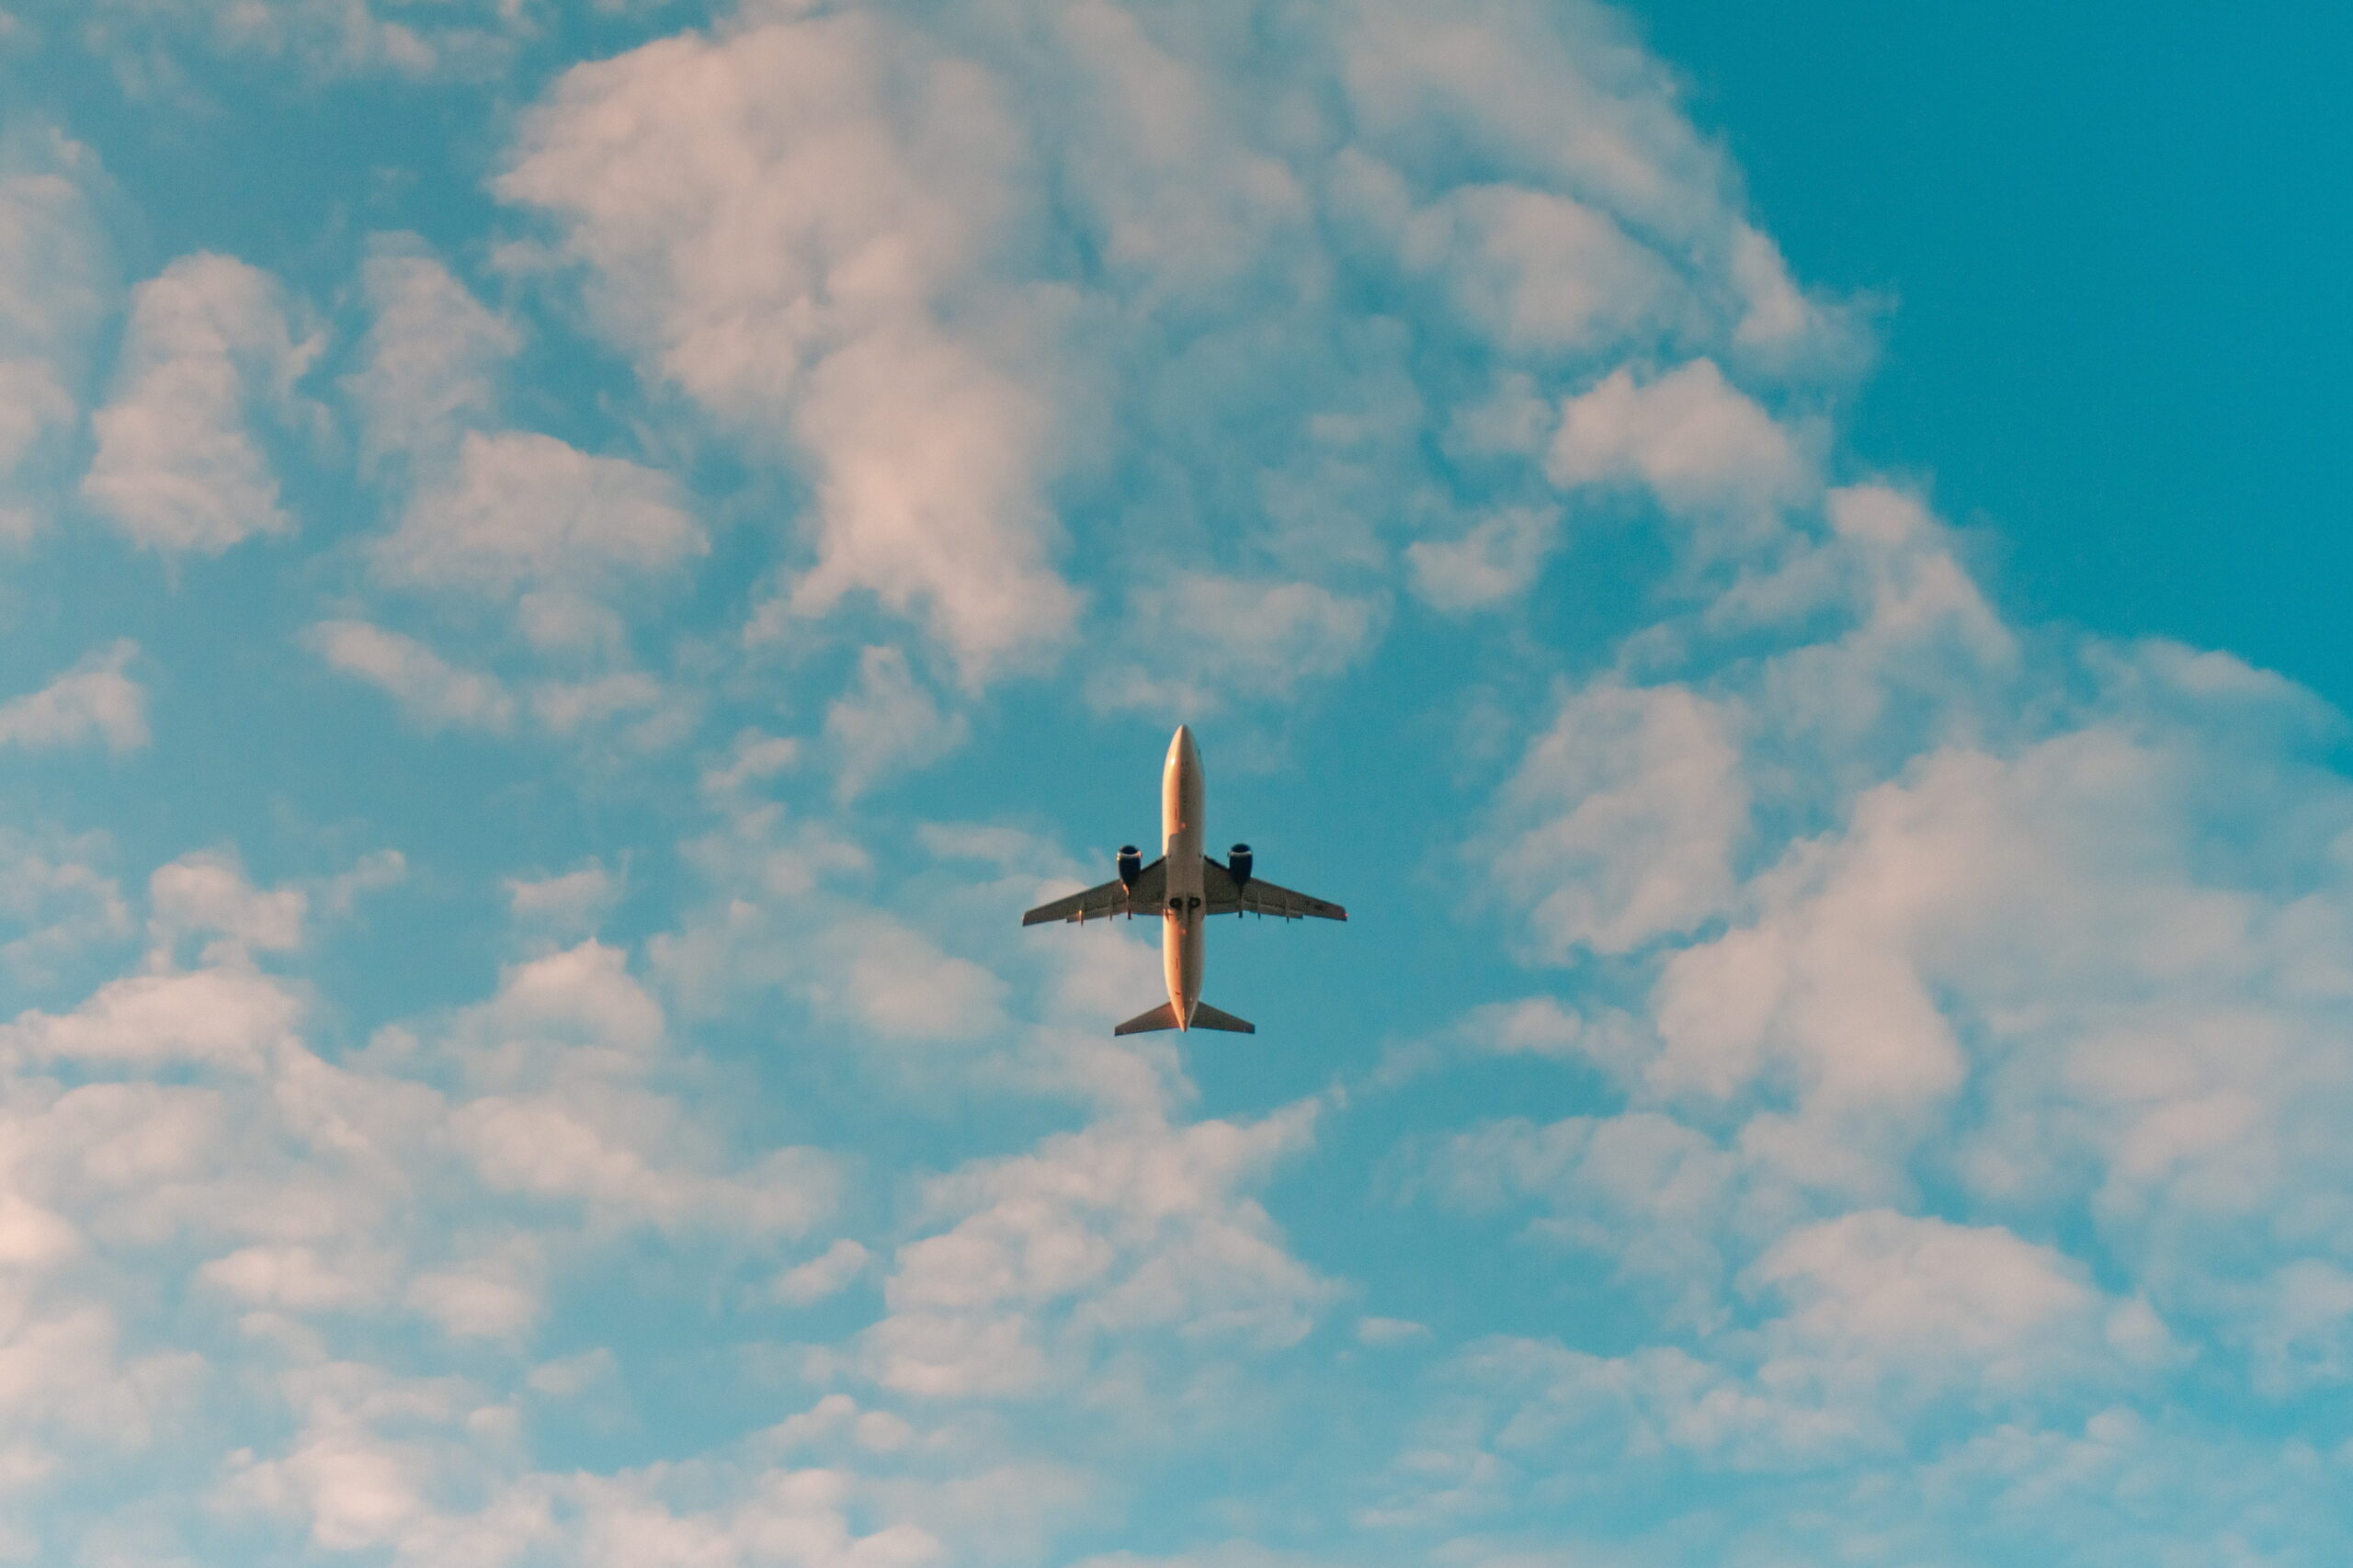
left=1626, top=0, right=2353, bottom=706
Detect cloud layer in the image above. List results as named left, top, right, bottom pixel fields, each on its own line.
left=0, top=1, right=2343, bottom=1563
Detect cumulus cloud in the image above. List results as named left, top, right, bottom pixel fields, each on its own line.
left=529, top=669, right=669, bottom=735
left=1548, top=358, right=1813, bottom=522
left=1091, top=574, right=1381, bottom=713
left=1405, top=505, right=1559, bottom=611
left=71, top=0, right=533, bottom=80
left=82, top=253, right=317, bottom=555
left=1366, top=1209, right=2180, bottom=1549
left=0, top=640, right=146, bottom=752
left=505, top=865, right=619, bottom=937
left=867, top=1105, right=1332, bottom=1400
left=824, top=644, right=967, bottom=801
left=1426, top=1109, right=1745, bottom=1323
left=7, top=0, right=2347, bottom=1559
left=200, top=1244, right=386, bottom=1312
left=404, top=1241, right=542, bottom=1340
left=0, top=124, right=115, bottom=544
left=1746, top=1209, right=2165, bottom=1406
left=376, top=430, right=704, bottom=597
left=499, top=12, right=1081, bottom=679
left=343, top=237, right=517, bottom=472
left=0, top=963, right=302, bottom=1074
left=1336, top=157, right=1675, bottom=356
left=1483, top=677, right=1747, bottom=958
left=803, top=913, right=1007, bottom=1044
left=773, top=1238, right=873, bottom=1307
left=0, top=828, right=132, bottom=981
left=480, top=0, right=1864, bottom=716
left=147, top=848, right=307, bottom=964
left=305, top=619, right=515, bottom=733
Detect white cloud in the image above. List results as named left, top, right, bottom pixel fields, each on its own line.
left=0, top=1296, right=201, bottom=1470
left=1547, top=359, right=1812, bottom=522
left=0, top=640, right=146, bottom=752
left=344, top=237, right=517, bottom=472
left=437, top=941, right=840, bottom=1234
left=377, top=430, right=704, bottom=597
left=1745, top=1210, right=2162, bottom=1404
left=2241, top=1260, right=2353, bottom=1395
left=1484, top=677, right=1747, bottom=958
left=318, top=847, right=407, bottom=916
left=199, top=1244, right=384, bottom=1312
left=1046, top=0, right=1309, bottom=294
left=804, top=915, right=1006, bottom=1044
left=1070, top=1551, right=1344, bottom=1568
left=451, top=940, right=665, bottom=1078
left=0, top=964, right=301, bottom=1074
left=457, top=1110, right=828, bottom=1243
left=1336, top=0, right=1724, bottom=243
left=867, top=1105, right=1331, bottom=1399
left=774, top=1239, right=873, bottom=1306
left=530, top=670, right=668, bottom=734
left=0, top=828, right=131, bottom=980
left=701, top=730, right=800, bottom=798
left=0, top=124, right=114, bottom=545
left=526, top=1347, right=619, bottom=1402
left=825, top=645, right=967, bottom=801
left=1728, top=222, right=1847, bottom=360
left=1373, top=1219, right=2166, bottom=1528
left=1426, top=1111, right=1743, bottom=1323
left=147, top=849, right=307, bottom=964
left=404, top=1243, right=541, bottom=1341
left=82, top=253, right=317, bottom=555
left=13, top=0, right=2351, bottom=1557
left=75, top=0, right=530, bottom=80
left=1343, top=161, right=1674, bottom=356
left=305, top=619, right=515, bottom=733
left=1356, top=1316, right=1431, bottom=1346
left=499, top=13, right=1080, bottom=679
left=0, top=356, right=73, bottom=542
left=505, top=865, right=619, bottom=936
left=1405, top=505, right=1558, bottom=611
left=1092, top=574, right=1381, bottom=713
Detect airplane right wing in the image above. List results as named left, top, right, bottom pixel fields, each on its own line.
left=1021, top=858, right=1166, bottom=925
left=1203, top=858, right=1347, bottom=921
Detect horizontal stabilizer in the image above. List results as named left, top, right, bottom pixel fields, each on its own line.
left=1111, top=1001, right=1258, bottom=1036
left=1114, top=1002, right=1180, bottom=1036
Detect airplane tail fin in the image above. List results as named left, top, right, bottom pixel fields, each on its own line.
left=1114, top=1003, right=1180, bottom=1036
left=1111, top=1001, right=1258, bottom=1036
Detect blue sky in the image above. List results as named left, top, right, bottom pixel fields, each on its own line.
left=1, top=2, right=2350, bottom=1564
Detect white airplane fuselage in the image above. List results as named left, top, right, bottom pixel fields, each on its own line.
left=1161, top=724, right=1207, bottom=1028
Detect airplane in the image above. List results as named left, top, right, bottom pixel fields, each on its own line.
left=1021, top=724, right=1346, bottom=1035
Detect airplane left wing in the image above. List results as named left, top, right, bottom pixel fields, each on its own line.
left=1203, top=858, right=1347, bottom=921
left=1021, top=857, right=1166, bottom=925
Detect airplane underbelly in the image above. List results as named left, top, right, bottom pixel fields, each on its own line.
left=1159, top=727, right=1207, bottom=1021
left=1163, top=912, right=1200, bottom=1011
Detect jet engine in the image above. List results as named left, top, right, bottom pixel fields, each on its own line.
left=1117, top=846, right=1143, bottom=889
left=1228, top=843, right=1253, bottom=886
